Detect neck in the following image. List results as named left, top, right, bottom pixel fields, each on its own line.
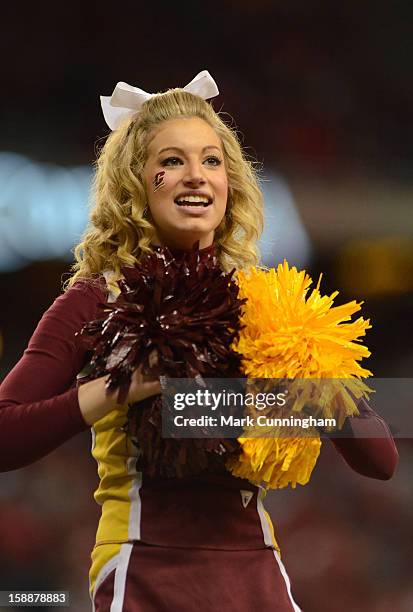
left=150, top=224, right=218, bottom=251
left=151, top=240, right=216, bottom=258
left=150, top=233, right=215, bottom=253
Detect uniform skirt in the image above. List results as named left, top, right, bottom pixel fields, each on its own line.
left=91, top=473, right=301, bottom=611
left=93, top=542, right=300, bottom=611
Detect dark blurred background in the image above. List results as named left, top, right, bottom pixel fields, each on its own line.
left=0, top=2, right=412, bottom=610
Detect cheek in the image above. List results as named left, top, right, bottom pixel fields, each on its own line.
left=146, top=169, right=175, bottom=206
left=161, top=170, right=177, bottom=192
left=152, top=171, right=166, bottom=192
left=215, top=173, right=229, bottom=204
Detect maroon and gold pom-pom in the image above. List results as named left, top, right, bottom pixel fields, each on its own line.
left=78, top=243, right=245, bottom=478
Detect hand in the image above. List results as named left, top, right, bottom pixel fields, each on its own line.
left=126, top=365, right=161, bottom=404
left=78, top=364, right=161, bottom=426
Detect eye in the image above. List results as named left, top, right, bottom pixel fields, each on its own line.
left=204, top=156, right=222, bottom=166
left=161, top=157, right=183, bottom=166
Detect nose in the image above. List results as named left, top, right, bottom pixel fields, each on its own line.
left=183, top=160, right=206, bottom=186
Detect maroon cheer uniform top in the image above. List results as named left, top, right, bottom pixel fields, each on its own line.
left=0, top=278, right=398, bottom=611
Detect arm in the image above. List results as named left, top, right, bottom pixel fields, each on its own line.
left=0, top=279, right=162, bottom=473
left=0, top=280, right=106, bottom=472
left=329, top=397, right=399, bottom=480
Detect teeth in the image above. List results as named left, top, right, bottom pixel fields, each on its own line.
left=176, top=195, right=210, bottom=205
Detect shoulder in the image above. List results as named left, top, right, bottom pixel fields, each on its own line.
left=60, top=277, right=108, bottom=308
left=35, top=277, right=109, bottom=336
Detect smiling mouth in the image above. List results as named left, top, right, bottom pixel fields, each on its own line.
left=174, top=196, right=212, bottom=208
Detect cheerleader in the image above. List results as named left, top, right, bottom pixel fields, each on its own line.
left=0, top=71, right=398, bottom=611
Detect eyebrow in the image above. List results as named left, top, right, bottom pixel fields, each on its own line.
left=157, top=146, right=222, bottom=155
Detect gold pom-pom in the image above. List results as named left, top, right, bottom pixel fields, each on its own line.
left=227, top=261, right=373, bottom=489
left=227, top=430, right=322, bottom=489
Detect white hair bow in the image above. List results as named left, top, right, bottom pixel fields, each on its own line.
left=100, top=70, right=219, bottom=131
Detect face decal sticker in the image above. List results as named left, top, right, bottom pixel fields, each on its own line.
left=153, top=171, right=166, bottom=192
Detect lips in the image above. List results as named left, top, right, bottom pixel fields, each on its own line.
left=174, top=192, right=213, bottom=207
left=175, top=201, right=211, bottom=208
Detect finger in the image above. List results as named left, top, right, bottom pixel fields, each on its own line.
left=141, top=374, right=159, bottom=384
left=140, top=380, right=162, bottom=400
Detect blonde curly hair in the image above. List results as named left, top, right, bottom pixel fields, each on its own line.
left=65, top=88, right=264, bottom=292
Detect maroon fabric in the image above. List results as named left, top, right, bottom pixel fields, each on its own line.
left=93, top=569, right=115, bottom=612
left=93, top=543, right=299, bottom=612
left=0, top=280, right=106, bottom=471
left=0, top=278, right=398, bottom=480
left=330, top=398, right=399, bottom=480
left=140, top=473, right=266, bottom=549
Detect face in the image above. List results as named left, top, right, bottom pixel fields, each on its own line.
left=143, top=117, right=228, bottom=250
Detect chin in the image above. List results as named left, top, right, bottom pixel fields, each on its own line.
left=168, top=219, right=215, bottom=235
